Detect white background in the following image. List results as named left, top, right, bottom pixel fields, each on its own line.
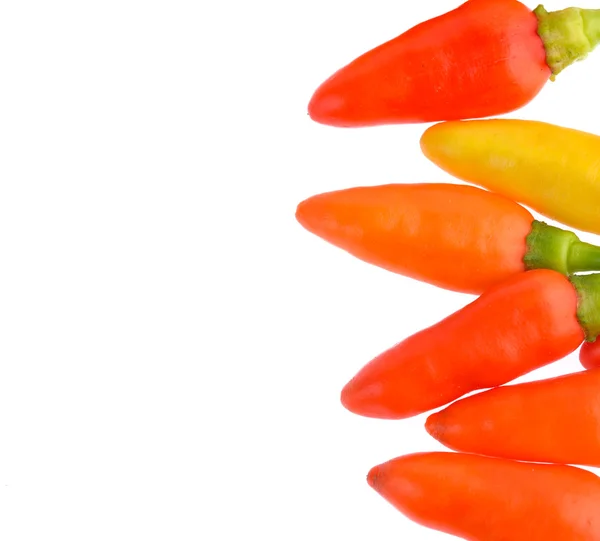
left=1, top=1, right=600, bottom=539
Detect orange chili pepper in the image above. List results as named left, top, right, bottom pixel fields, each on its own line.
left=368, top=452, right=600, bottom=540
left=341, top=270, right=597, bottom=419
left=296, top=183, right=600, bottom=294
left=426, top=369, right=600, bottom=467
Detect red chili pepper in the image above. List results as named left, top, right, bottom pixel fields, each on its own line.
left=308, top=1, right=600, bottom=127
left=368, top=452, right=600, bottom=540
left=296, top=183, right=600, bottom=294
left=580, top=340, right=600, bottom=369
left=426, top=369, right=600, bottom=467
left=342, top=270, right=600, bottom=419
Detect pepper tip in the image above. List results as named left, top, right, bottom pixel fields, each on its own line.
left=307, top=88, right=341, bottom=126
left=294, top=198, right=310, bottom=228
left=367, top=464, right=383, bottom=491
left=307, top=79, right=359, bottom=127
left=424, top=411, right=444, bottom=441
left=341, top=376, right=396, bottom=419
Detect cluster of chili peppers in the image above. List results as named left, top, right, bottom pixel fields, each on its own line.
left=299, top=1, right=600, bottom=539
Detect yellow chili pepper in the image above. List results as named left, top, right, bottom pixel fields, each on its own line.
left=420, top=120, right=600, bottom=235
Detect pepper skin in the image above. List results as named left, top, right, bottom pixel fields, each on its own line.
left=579, top=340, right=600, bottom=369
left=426, top=369, right=600, bottom=467
left=341, top=270, right=600, bottom=419
left=296, top=183, right=600, bottom=294
left=421, top=119, right=600, bottom=235
left=308, top=1, right=600, bottom=127
left=368, top=453, right=600, bottom=541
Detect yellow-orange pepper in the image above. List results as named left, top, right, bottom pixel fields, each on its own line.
left=420, top=120, right=600, bottom=235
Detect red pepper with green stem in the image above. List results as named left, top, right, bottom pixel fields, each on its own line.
left=309, top=1, right=600, bottom=127
left=296, top=183, right=600, bottom=294
left=342, top=270, right=600, bottom=419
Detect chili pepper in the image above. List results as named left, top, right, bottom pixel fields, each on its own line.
left=308, top=1, right=600, bottom=127
left=425, top=369, right=600, bottom=467
left=421, top=119, right=600, bottom=235
left=341, top=270, right=600, bottom=419
left=580, top=340, right=600, bottom=369
left=296, top=183, right=600, bottom=294
left=368, top=452, right=600, bottom=540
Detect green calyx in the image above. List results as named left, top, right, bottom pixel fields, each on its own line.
left=535, top=5, right=600, bottom=78
left=524, top=221, right=600, bottom=275
left=526, top=221, right=600, bottom=341
left=570, top=275, right=600, bottom=342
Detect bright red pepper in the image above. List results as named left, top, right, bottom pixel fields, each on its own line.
left=580, top=340, right=600, bottom=369
left=308, top=1, right=600, bottom=127
left=342, top=270, right=600, bottom=419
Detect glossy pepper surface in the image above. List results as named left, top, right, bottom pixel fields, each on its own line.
left=426, top=369, right=600, bottom=467
left=341, top=270, right=600, bottom=419
left=421, top=119, right=600, bottom=235
left=296, top=183, right=600, bottom=294
left=309, top=1, right=600, bottom=127
left=368, top=452, right=600, bottom=540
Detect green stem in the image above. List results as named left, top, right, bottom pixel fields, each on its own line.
left=570, top=274, right=600, bottom=341
left=525, top=221, right=575, bottom=274
left=524, top=220, right=600, bottom=275
left=535, top=5, right=600, bottom=78
left=567, top=241, right=600, bottom=273
left=581, top=9, right=600, bottom=43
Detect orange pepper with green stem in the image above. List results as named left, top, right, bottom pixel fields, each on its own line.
left=421, top=119, right=600, bottom=235
left=296, top=183, right=600, bottom=294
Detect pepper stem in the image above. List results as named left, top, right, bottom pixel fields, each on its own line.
left=581, top=9, right=600, bottom=43
left=570, top=274, right=600, bottom=342
left=524, top=220, right=600, bottom=275
left=535, top=5, right=600, bottom=78
left=568, top=241, right=600, bottom=273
